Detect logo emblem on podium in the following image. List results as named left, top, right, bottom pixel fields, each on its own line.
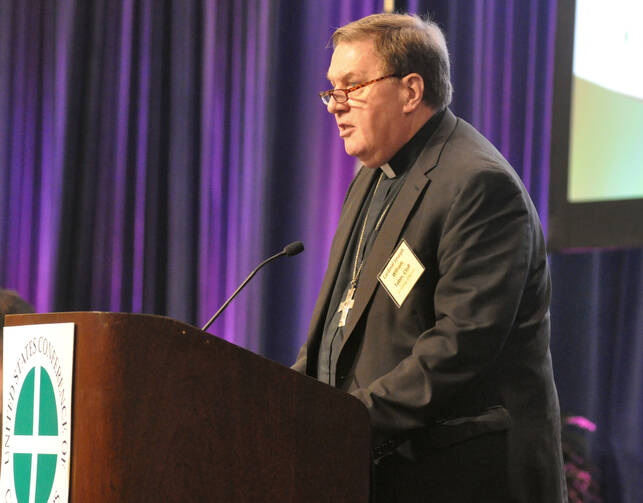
left=12, top=367, right=60, bottom=502
left=1, top=323, right=74, bottom=503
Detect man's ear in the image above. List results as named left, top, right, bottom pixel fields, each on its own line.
left=401, top=73, right=425, bottom=113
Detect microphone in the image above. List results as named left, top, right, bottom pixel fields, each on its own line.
left=201, top=241, right=304, bottom=332
left=283, top=241, right=304, bottom=256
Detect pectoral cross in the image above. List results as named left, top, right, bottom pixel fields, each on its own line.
left=337, top=286, right=355, bottom=327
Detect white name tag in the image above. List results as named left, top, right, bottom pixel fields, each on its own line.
left=378, top=240, right=425, bottom=307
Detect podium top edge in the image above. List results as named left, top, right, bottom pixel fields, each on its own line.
left=3, top=311, right=199, bottom=331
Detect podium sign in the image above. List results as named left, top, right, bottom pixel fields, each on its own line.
left=1, top=323, right=75, bottom=503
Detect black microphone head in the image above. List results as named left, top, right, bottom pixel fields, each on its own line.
left=283, top=241, right=304, bottom=256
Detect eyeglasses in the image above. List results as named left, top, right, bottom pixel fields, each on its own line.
left=319, top=74, right=399, bottom=105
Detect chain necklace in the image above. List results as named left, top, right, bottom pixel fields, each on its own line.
left=337, top=172, right=393, bottom=327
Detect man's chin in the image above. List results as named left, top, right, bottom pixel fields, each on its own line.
left=343, top=144, right=376, bottom=167
left=343, top=141, right=362, bottom=159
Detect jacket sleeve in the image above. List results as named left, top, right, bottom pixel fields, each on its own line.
left=350, top=166, right=537, bottom=438
left=291, top=343, right=308, bottom=373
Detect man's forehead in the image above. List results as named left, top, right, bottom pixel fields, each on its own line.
left=326, top=39, right=383, bottom=82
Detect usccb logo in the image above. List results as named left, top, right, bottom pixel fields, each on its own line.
left=1, top=324, right=74, bottom=503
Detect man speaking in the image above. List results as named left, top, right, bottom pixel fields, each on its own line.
left=292, top=13, right=566, bottom=502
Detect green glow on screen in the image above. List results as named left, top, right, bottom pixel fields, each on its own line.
left=568, top=0, right=643, bottom=203
left=568, top=76, right=643, bottom=202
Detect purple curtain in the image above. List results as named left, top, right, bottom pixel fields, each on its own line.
left=1, top=0, right=641, bottom=500
left=401, top=0, right=555, bottom=218
left=0, top=0, right=382, bottom=355
left=0, top=0, right=73, bottom=310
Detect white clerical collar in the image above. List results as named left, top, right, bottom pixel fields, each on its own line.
left=380, top=163, right=396, bottom=179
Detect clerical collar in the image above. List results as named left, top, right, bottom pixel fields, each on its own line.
left=380, top=108, right=446, bottom=179
left=380, top=163, right=395, bottom=178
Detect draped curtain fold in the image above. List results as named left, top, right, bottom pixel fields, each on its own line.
left=0, top=0, right=385, bottom=352
left=0, top=0, right=72, bottom=310
left=402, top=0, right=555, bottom=217
left=1, top=0, right=641, bottom=500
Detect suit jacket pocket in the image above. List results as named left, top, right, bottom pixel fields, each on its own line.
left=403, top=405, right=512, bottom=458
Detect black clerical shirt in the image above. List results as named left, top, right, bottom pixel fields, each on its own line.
left=317, top=109, right=445, bottom=386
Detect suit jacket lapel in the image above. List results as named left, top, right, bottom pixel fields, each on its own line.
left=306, top=167, right=378, bottom=344
left=339, top=110, right=459, bottom=350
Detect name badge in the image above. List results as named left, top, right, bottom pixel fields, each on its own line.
left=378, top=240, right=425, bottom=307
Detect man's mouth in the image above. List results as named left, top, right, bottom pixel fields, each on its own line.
left=338, top=124, right=354, bottom=137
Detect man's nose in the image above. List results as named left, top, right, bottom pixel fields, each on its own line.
left=327, top=96, right=348, bottom=114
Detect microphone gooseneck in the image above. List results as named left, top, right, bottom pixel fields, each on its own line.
left=201, top=241, right=304, bottom=332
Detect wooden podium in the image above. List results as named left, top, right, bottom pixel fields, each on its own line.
left=2, top=312, right=371, bottom=502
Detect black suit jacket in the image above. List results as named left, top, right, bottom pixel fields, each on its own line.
left=293, top=110, right=566, bottom=502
